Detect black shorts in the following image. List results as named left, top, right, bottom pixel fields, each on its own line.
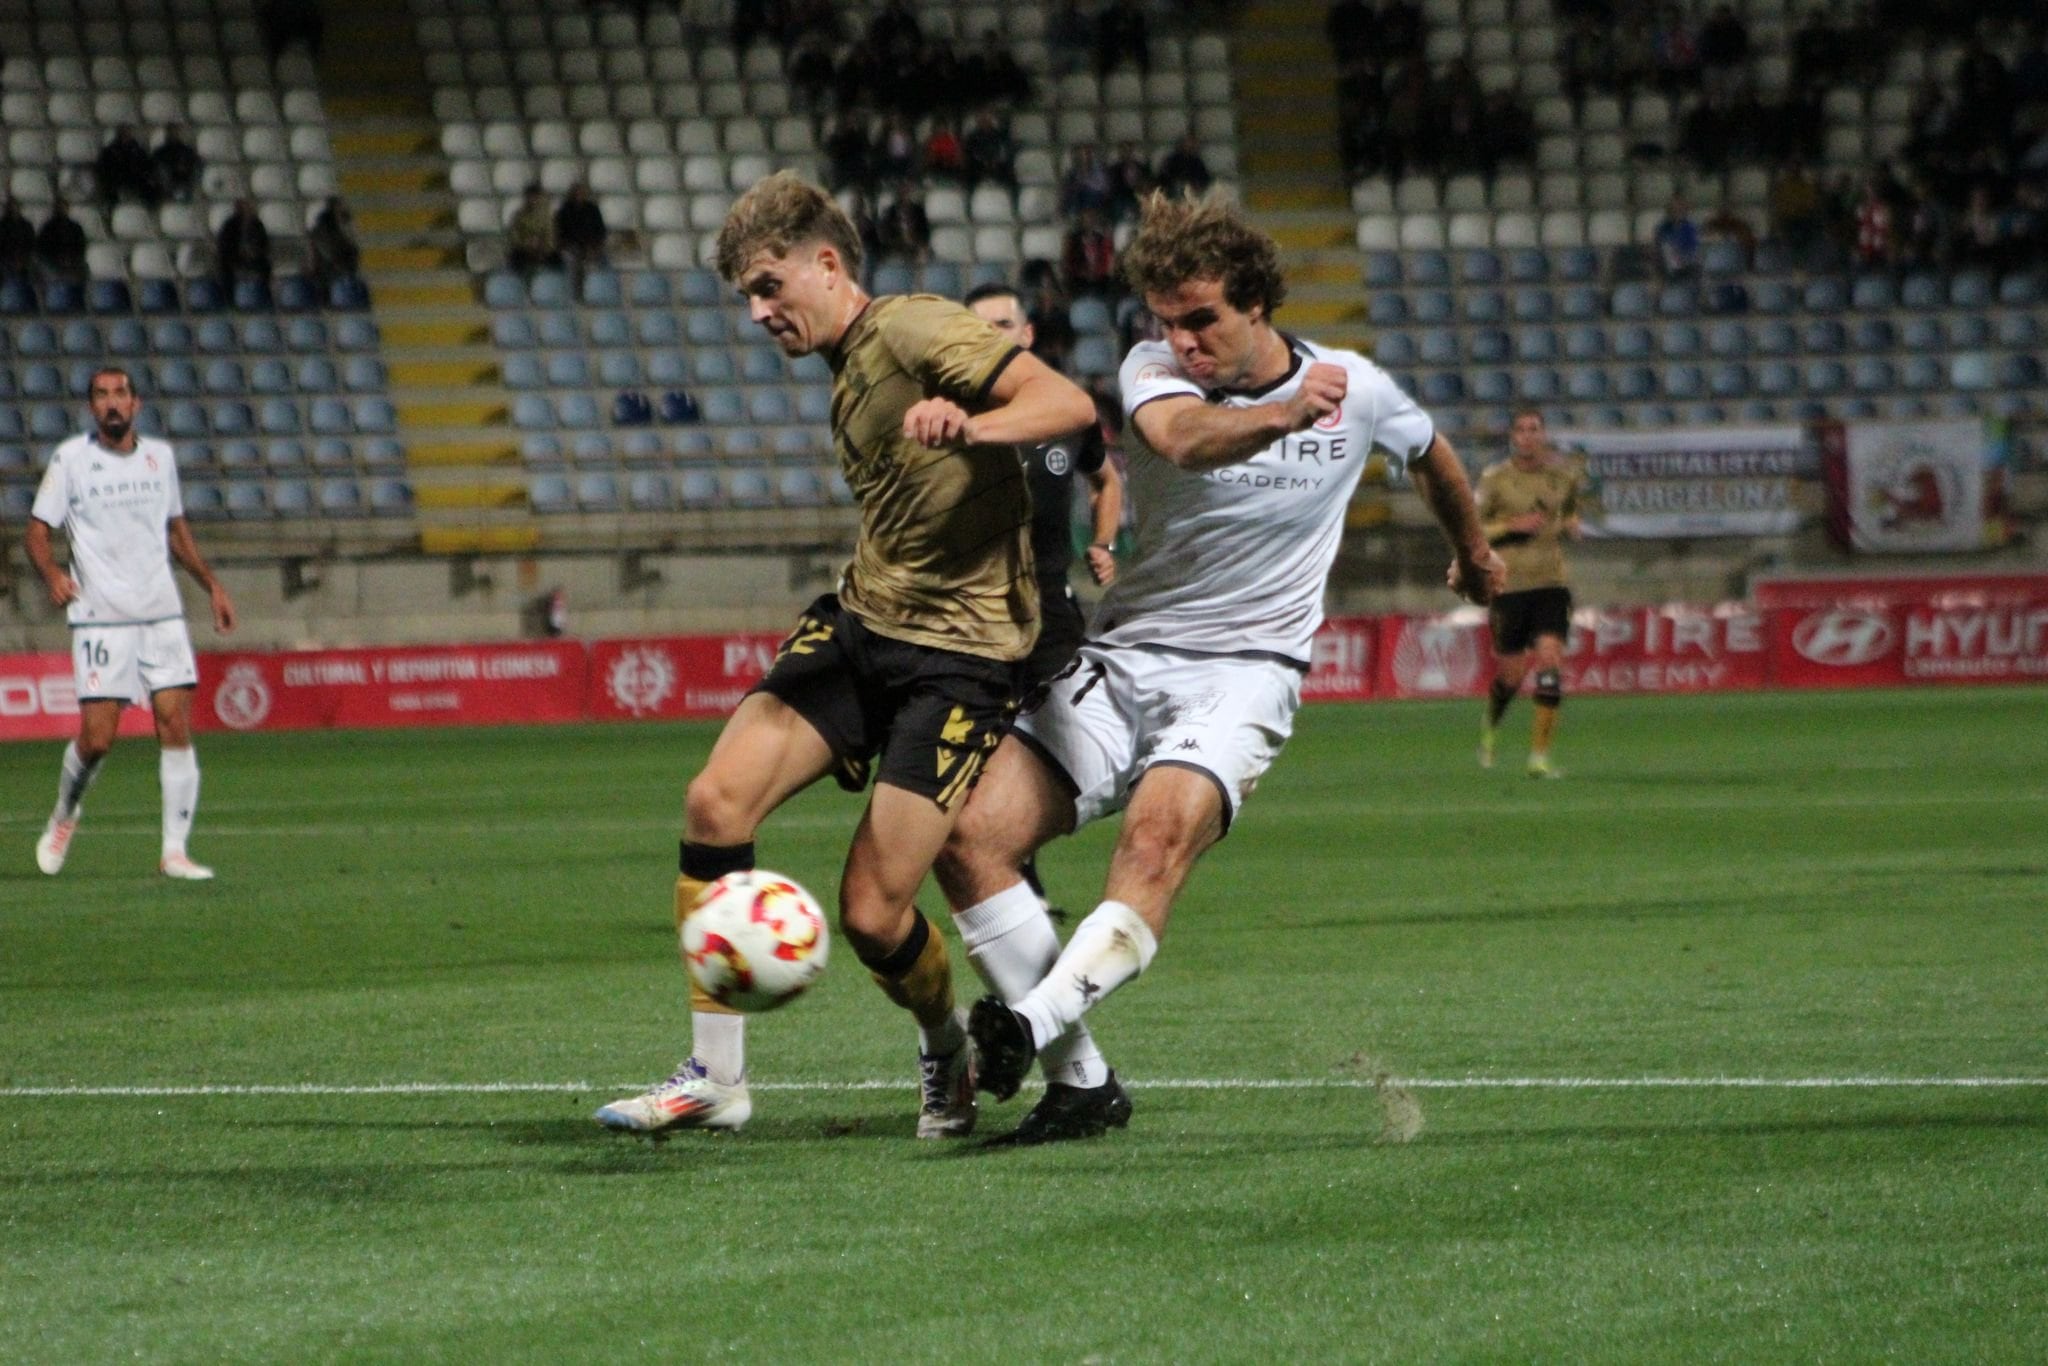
left=1023, top=581, right=1087, bottom=690
left=751, top=594, right=1023, bottom=811
left=1490, top=586, right=1573, bottom=655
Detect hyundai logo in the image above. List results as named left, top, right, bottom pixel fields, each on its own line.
left=1792, top=608, right=1895, bottom=666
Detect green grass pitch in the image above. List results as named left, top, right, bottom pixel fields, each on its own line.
left=3, top=688, right=2044, bottom=1361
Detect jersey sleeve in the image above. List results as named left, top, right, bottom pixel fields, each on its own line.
left=1358, top=363, right=1436, bottom=477
left=1073, top=420, right=1107, bottom=475
left=29, top=448, right=68, bottom=529
left=161, top=446, right=185, bottom=519
left=1117, top=342, right=1202, bottom=421
left=878, top=296, right=1020, bottom=408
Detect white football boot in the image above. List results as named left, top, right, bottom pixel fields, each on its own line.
left=35, top=818, right=78, bottom=875
left=595, top=1058, right=752, bottom=1133
left=160, top=850, right=215, bottom=880
left=916, top=1014, right=978, bottom=1139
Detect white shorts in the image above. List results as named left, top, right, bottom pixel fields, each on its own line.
left=71, top=619, right=198, bottom=705
left=1014, top=642, right=1303, bottom=835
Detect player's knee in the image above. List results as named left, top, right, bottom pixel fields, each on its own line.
left=1533, top=668, right=1563, bottom=707
left=1116, top=810, right=1201, bottom=887
left=683, top=770, right=752, bottom=844
left=76, top=734, right=114, bottom=763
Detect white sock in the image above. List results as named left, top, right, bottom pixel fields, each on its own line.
left=692, top=1011, right=746, bottom=1086
left=159, top=746, right=199, bottom=855
left=956, top=881, right=1108, bottom=1088
left=1012, top=900, right=1158, bottom=1055
left=55, top=741, right=104, bottom=822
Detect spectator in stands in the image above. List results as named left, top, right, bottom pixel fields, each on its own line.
left=966, top=29, right=1033, bottom=106
left=730, top=0, right=786, bottom=53
left=1059, top=143, right=1112, bottom=218
left=1325, top=0, right=1376, bottom=63
left=1680, top=91, right=1736, bottom=174
left=877, top=180, right=932, bottom=263
left=35, top=198, right=87, bottom=283
left=1854, top=178, right=1896, bottom=267
left=1612, top=12, right=1656, bottom=102
left=1155, top=133, right=1214, bottom=199
left=1104, top=141, right=1152, bottom=222
left=1768, top=161, right=1825, bottom=259
left=258, top=0, right=324, bottom=62
left=963, top=111, right=1019, bottom=201
left=923, top=118, right=967, bottom=184
left=1651, top=4, right=1698, bottom=95
left=151, top=125, right=202, bottom=203
left=1047, top=0, right=1093, bottom=77
left=2014, top=22, right=2048, bottom=111
left=823, top=116, right=874, bottom=196
left=866, top=0, right=921, bottom=62
left=787, top=31, right=837, bottom=111
left=0, top=197, right=35, bottom=284
left=1959, top=184, right=2006, bottom=268
left=1382, top=57, right=1430, bottom=181
left=507, top=184, right=558, bottom=277
left=554, top=182, right=609, bottom=278
left=1094, top=0, right=1151, bottom=78
left=215, top=198, right=272, bottom=289
left=95, top=125, right=160, bottom=214
left=307, top=197, right=360, bottom=291
left=1955, top=38, right=2014, bottom=149
left=1696, top=5, right=1749, bottom=103
left=1027, top=277, right=1077, bottom=371
left=1702, top=197, right=1757, bottom=263
left=1653, top=194, right=1702, bottom=277
left=832, top=38, right=880, bottom=110
left=1378, top=0, right=1424, bottom=58
left=1900, top=178, right=1953, bottom=269
left=1480, top=89, right=1536, bottom=176
left=877, top=116, right=919, bottom=183
left=1790, top=7, right=1841, bottom=91
left=1061, top=206, right=1117, bottom=296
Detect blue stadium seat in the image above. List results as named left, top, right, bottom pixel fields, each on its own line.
left=1511, top=289, right=1554, bottom=324
left=1499, top=248, right=1544, bottom=283
left=148, top=318, right=194, bottom=354
left=556, top=393, right=599, bottom=428
left=772, top=428, right=814, bottom=458
left=1709, top=363, right=1751, bottom=398
left=1470, top=329, right=1510, bottom=364
left=230, top=279, right=273, bottom=311
left=182, top=482, right=225, bottom=519
left=1375, top=332, right=1416, bottom=366
left=598, top=352, right=643, bottom=387
left=241, top=316, right=284, bottom=353
left=571, top=432, right=612, bottom=464
left=1950, top=355, right=1994, bottom=390
left=778, top=466, right=826, bottom=507
left=1851, top=358, right=1896, bottom=393
left=1364, top=251, right=1402, bottom=288
left=1518, top=368, right=1562, bottom=402
left=311, top=438, right=354, bottom=468
left=678, top=465, right=721, bottom=507
left=1803, top=319, right=1846, bottom=353
left=1616, top=366, right=1656, bottom=400
left=647, top=352, right=687, bottom=386
left=296, top=357, right=340, bottom=393
left=522, top=434, right=564, bottom=465
left=1555, top=247, right=1598, bottom=282
left=1850, top=276, right=1895, bottom=311
left=310, top=397, right=354, bottom=434
left=1659, top=323, right=1702, bottom=358
left=1706, top=321, right=1750, bottom=356
left=196, top=318, right=237, bottom=354
left=1803, top=360, right=1847, bottom=395
left=795, top=386, right=831, bottom=424
left=741, top=348, right=785, bottom=383
left=620, top=429, right=664, bottom=463
left=728, top=466, right=775, bottom=507
left=1851, top=318, right=1895, bottom=351
left=1949, top=273, right=1993, bottom=308
left=276, top=276, right=317, bottom=312
left=1754, top=320, right=1797, bottom=355
left=271, top=478, right=313, bottom=516
left=285, top=317, right=330, bottom=352
left=320, top=478, right=365, bottom=515
left=701, top=389, right=745, bottom=424
left=328, top=278, right=370, bottom=310
left=529, top=272, right=569, bottom=308
left=30, top=405, right=72, bottom=441
left=1407, top=251, right=1451, bottom=286
left=493, top=314, right=538, bottom=349
left=203, top=359, right=246, bottom=395
left=1756, top=361, right=1798, bottom=397
left=0, top=279, right=36, bottom=315
left=218, top=441, right=262, bottom=473
left=1610, top=282, right=1652, bottom=319
left=871, top=262, right=914, bottom=295
left=483, top=272, right=525, bottom=309
left=1563, top=325, right=1606, bottom=360
left=1073, top=335, right=1117, bottom=376
left=41, top=279, right=85, bottom=314
left=1559, top=286, right=1601, bottom=321
left=1801, top=278, right=1847, bottom=313
left=1367, top=294, right=1408, bottom=326
left=1516, top=328, right=1559, bottom=363
left=65, top=361, right=98, bottom=397
left=59, top=321, right=102, bottom=357
left=1414, top=290, right=1455, bottom=324
left=0, top=442, right=27, bottom=472
left=88, top=279, right=132, bottom=314
left=1461, top=250, right=1503, bottom=284
left=249, top=360, right=292, bottom=395
left=537, top=313, right=579, bottom=349
left=1901, top=355, right=1943, bottom=390
left=626, top=470, right=671, bottom=509
left=334, top=317, right=379, bottom=351
left=15, top=321, right=58, bottom=358
left=1899, top=274, right=1942, bottom=309
left=1701, top=240, right=1747, bottom=277
left=1662, top=364, right=1705, bottom=399
left=1705, top=283, right=1749, bottom=314
left=573, top=471, right=620, bottom=510
left=0, top=371, right=14, bottom=401
left=545, top=353, right=591, bottom=388
left=0, top=410, right=24, bottom=440
left=21, top=362, right=62, bottom=398
left=259, top=399, right=301, bottom=435
left=368, top=478, right=412, bottom=516
left=588, top=311, right=631, bottom=348
left=692, top=349, right=737, bottom=384
left=749, top=389, right=793, bottom=424
left=678, top=269, right=721, bottom=306
left=672, top=430, right=716, bottom=459
left=1463, top=291, right=1505, bottom=325
left=685, top=311, right=726, bottom=346
left=1656, top=282, right=1700, bottom=317
left=153, top=359, right=200, bottom=397
left=1751, top=280, right=1796, bottom=315
left=1421, top=372, right=1464, bottom=404
left=1998, top=314, right=2040, bottom=348
left=629, top=272, right=672, bottom=308
left=1901, top=316, right=1942, bottom=350
left=352, top=398, right=395, bottom=434
left=638, top=312, right=681, bottom=346
left=1998, top=272, right=2042, bottom=306
left=1473, top=370, right=1514, bottom=402
left=581, top=271, right=623, bottom=308
left=210, top=402, right=255, bottom=436
left=1614, top=325, right=1654, bottom=359
left=344, top=358, right=387, bottom=392
left=267, top=439, right=307, bottom=469
left=1946, top=314, right=1990, bottom=348
left=921, top=262, right=963, bottom=297
left=1070, top=296, right=1113, bottom=334
left=138, top=278, right=181, bottom=314
left=1565, top=367, right=1608, bottom=401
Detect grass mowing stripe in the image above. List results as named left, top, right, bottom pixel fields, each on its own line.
left=7, top=1076, right=2048, bottom=1098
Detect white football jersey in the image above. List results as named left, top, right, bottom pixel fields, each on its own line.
left=1093, top=336, right=1436, bottom=664
left=31, top=432, right=187, bottom=625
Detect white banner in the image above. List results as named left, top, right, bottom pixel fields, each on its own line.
left=1557, top=426, right=1809, bottom=538
left=1842, top=421, right=1986, bottom=553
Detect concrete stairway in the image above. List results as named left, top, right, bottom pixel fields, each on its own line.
left=316, top=0, right=534, bottom=554
left=1227, top=0, right=1372, bottom=354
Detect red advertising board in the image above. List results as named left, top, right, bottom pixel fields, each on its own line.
left=585, top=633, right=786, bottom=720
left=1302, top=616, right=1377, bottom=702
left=1564, top=602, right=1768, bottom=694
left=1760, top=574, right=2048, bottom=689
left=0, top=652, right=161, bottom=743
left=193, top=641, right=588, bottom=733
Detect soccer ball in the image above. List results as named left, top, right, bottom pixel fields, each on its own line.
left=682, top=869, right=830, bottom=1012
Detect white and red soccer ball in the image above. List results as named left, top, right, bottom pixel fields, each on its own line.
left=682, top=870, right=830, bottom=1012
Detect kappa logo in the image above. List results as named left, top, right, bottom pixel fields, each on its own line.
left=1792, top=608, right=1895, bottom=667
left=212, top=662, right=272, bottom=730
left=605, top=646, right=677, bottom=715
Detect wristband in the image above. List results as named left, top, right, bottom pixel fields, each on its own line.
left=1089, top=542, right=1113, bottom=552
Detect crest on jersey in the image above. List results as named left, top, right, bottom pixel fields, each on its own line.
left=606, top=646, right=677, bottom=715
left=213, top=662, right=272, bottom=730
left=1043, top=444, right=1071, bottom=476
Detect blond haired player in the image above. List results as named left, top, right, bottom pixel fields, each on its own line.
left=596, top=172, right=1095, bottom=1137
left=1475, top=407, right=1587, bottom=777
left=933, top=193, right=1505, bottom=1142
left=25, top=367, right=236, bottom=879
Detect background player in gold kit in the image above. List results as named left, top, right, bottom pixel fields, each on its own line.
left=597, top=172, right=1096, bottom=1138
left=1475, top=408, right=1588, bottom=778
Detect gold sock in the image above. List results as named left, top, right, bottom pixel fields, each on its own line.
left=867, top=917, right=957, bottom=1032
left=1531, top=703, right=1559, bottom=756
left=676, top=873, right=740, bottom=1015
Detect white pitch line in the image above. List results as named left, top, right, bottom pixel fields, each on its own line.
left=3, top=1076, right=2046, bottom=1099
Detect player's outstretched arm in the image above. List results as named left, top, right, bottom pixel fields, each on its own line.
left=1410, top=434, right=1506, bottom=605
left=23, top=518, right=79, bottom=607
left=1083, top=456, right=1123, bottom=585
left=1133, top=361, right=1347, bottom=473
left=167, top=515, right=236, bottom=633
left=902, top=351, right=1094, bottom=450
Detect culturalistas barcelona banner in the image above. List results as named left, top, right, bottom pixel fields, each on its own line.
left=0, top=578, right=2039, bottom=742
